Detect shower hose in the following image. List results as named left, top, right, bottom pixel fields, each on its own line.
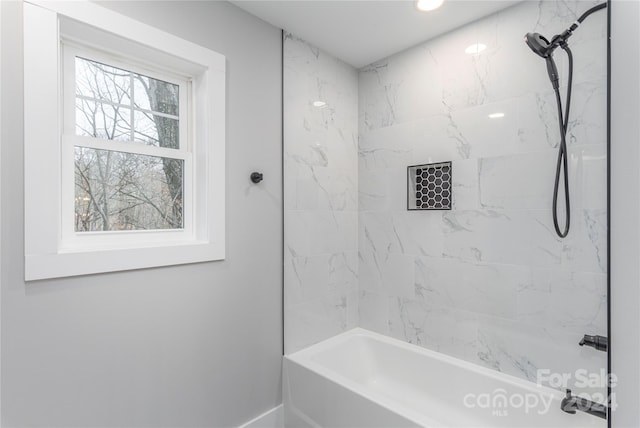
left=551, top=45, right=572, bottom=238
left=550, top=2, right=607, bottom=238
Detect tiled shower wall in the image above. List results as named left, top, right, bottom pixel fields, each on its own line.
left=283, top=33, right=359, bottom=353
left=358, top=0, right=607, bottom=388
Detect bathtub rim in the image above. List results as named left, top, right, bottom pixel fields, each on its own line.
left=284, top=328, right=571, bottom=427
left=287, top=328, right=563, bottom=397
left=284, top=332, right=439, bottom=426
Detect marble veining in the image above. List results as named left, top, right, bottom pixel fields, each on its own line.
left=285, top=1, right=607, bottom=391
left=358, top=0, right=607, bottom=389
left=284, top=33, right=359, bottom=354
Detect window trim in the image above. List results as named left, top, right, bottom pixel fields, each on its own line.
left=24, top=0, right=226, bottom=281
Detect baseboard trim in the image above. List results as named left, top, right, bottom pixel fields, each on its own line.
left=238, top=405, right=283, bottom=428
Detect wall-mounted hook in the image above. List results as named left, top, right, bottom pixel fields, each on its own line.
left=250, top=172, right=263, bottom=184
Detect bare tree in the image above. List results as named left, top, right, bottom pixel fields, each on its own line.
left=74, top=57, right=183, bottom=232
left=135, top=75, right=182, bottom=228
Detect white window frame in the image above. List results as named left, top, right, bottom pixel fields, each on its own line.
left=24, top=0, right=226, bottom=281
left=61, top=45, right=193, bottom=248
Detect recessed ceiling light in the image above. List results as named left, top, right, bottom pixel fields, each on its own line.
left=415, top=0, right=444, bottom=12
left=465, top=43, right=487, bottom=55
left=312, top=100, right=327, bottom=108
left=488, top=112, right=505, bottom=119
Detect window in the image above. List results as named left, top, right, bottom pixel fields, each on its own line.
left=24, top=1, right=226, bottom=280
left=62, top=48, right=193, bottom=248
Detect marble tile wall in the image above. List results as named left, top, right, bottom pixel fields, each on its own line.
left=283, top=33, right=359, bottom=353
left=358, top=0, right=607, bottom=392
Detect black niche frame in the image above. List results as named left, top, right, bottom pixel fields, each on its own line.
left=406, top=161, right=452, bottom=211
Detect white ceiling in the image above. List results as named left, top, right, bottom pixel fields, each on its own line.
left=231, top=0, right=521, bottom=68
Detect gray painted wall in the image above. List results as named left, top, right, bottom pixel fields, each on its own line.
left=0, top=1, right=283, bottom=426
left=610, top=1, right=640, bottom=427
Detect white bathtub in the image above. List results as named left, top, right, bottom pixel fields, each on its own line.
left=283, top=328, right=605, bottom=428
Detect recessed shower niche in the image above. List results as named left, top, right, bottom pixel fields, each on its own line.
left=407, top=162, right=452, bottom=210
left=283, top=1, right=609, bottom=424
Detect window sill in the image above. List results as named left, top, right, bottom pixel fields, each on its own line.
left=23, top=0, right=226, bottom=282
left=26, top=240, right=224, bottom=281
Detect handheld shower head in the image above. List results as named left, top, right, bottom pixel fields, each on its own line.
left=525, top=2, right=607, bottom=62
left=522, top=2, right=607, bottom=239
left=525, top=32, right=551, bottom=58
left=525, top=33, right=559, bottom=88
